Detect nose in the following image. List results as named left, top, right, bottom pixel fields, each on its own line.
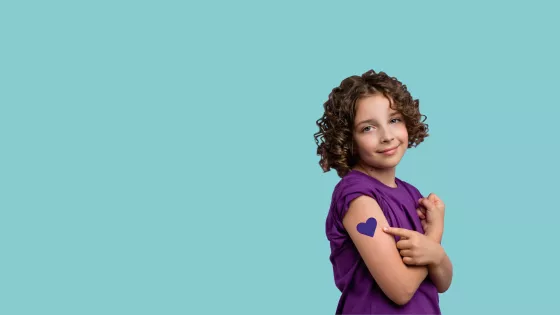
left=380, top=127, right=395, bottom=143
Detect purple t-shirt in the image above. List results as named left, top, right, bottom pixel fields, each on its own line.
left=325, top=170, right=441, bottom=314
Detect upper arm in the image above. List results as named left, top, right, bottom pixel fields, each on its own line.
left=342, top=195, right=428, bottom=305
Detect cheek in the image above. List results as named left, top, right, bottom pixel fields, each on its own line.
left=396, top=125, right=408, bottom=140
left=354, top=136, right=375, bottom=153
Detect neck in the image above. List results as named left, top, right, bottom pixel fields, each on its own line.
left=354, top=162, right=397, bottom=188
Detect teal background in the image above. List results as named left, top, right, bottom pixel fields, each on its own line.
left=1, top=0, right=559, bottom=314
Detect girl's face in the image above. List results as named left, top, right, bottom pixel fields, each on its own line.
left=352, top=94, right=408, bottom=170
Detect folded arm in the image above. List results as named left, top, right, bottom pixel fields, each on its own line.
left=343, top=196, right=428, bottom=305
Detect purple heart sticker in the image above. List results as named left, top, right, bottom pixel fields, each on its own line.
left=357, top=217, right=377, bottom=237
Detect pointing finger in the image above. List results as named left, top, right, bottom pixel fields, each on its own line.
left=383, top=226, right=414, bottom=238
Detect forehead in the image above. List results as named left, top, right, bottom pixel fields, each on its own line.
left=355, top=94, right=398, bottom=118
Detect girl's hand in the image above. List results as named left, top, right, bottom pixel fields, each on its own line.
left=383, top=226, right=444, bottom=266
left=416, top=193, right=445, bottom=242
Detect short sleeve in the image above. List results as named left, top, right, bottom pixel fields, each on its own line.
left=331, top=176, right=390, bottom=232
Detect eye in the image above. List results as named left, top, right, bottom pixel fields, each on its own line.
left=362, top=126, right=375, bottom=132
left=390, top=118, right=402, bottom=123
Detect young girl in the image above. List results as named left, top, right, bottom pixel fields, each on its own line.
left=314, top=70, right=453, bottom=314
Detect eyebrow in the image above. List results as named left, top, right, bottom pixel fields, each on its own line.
left=355, top=112, right=402, bottom=126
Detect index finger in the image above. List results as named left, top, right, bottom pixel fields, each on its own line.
left=382, top=226, right=413, bottom=237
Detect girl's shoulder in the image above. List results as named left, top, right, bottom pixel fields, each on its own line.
left=333, top=170, right=372, bottom=196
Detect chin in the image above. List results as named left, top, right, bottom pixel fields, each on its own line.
left=366, top=160, right=398, bottom=170
left=376, top=156, right=404, bottom=169
left=379, top=162, right=399, bottom=170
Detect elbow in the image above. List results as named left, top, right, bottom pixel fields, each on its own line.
left=394, top=287, right=416, bottom=306
left=374, top=272, right=420, bottom=306
left=392, top=296, right=411, bottom=306
left=385, top=284, right=417, bottom=306
left=388, top=291, right=414, bottom=306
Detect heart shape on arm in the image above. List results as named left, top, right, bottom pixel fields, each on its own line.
left=357, top=217, right=378, bottom=237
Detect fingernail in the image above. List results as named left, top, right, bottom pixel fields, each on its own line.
left=383, top=227, right=389, bottom=231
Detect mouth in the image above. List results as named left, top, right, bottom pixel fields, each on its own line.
left=378, top=145, right=399, bottom=155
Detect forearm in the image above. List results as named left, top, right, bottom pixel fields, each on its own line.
left=428, top=251, right=453, bottom=293
left=403, top=265, right=429, bottom=298
left=389, top=265, right=429, bottom=305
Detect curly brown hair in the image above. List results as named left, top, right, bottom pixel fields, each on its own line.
left=314, top=69, right=429, bottom=178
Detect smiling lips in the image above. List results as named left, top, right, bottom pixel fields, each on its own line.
left=378, top=145, right=399, bottom=155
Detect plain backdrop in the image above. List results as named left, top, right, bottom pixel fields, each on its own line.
left=1, top=1, right=559, bottom=314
